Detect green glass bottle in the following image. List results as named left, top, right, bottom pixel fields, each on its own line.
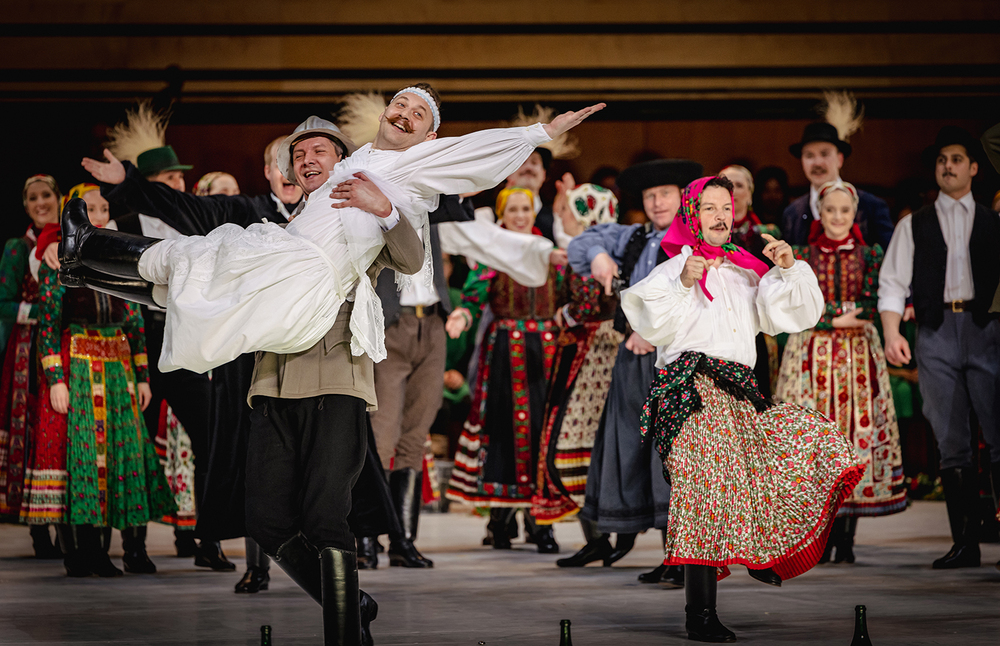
left=260, top=625, right=272, bottom=646
left=850, top=606, right=872, bottom=645
left=559, top=619, right=573, bottom=646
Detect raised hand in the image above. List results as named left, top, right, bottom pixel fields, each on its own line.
left=330, top=172, right=393, bottom=217
left=761, top=233, right=794, bottom=269
left=81, top=149, right=127, bottom=185
left=680, top=254, right=722, bottom=289
left=543, top=103, right=606, bottom=139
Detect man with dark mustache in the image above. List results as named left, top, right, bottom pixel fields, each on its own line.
left=878, top=126, right=1000, bottom=571
left=782, top=122, right=894, bottom=249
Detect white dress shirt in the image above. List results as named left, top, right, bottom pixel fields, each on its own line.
left=621, top=247, right=824, bottom=369
left=398, top=227, right=440, bottom=307
left=809, top=184, right=821, bottom=220
left=877, top=190, right=982, bottom=315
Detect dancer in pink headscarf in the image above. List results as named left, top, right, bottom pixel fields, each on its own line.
left=621, top=175, right=864, bottom=643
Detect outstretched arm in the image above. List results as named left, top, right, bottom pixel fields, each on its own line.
left=398, top=104, right=605, bottom=199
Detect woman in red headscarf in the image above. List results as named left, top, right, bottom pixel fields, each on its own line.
left=775, top=180, right=906, bottom=565
left=0, top=175, right=62, bottom=558
left=622, top=175, right=863, bottom=642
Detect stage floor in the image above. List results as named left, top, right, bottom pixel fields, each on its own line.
left=1, top=501, right=998, bottom=645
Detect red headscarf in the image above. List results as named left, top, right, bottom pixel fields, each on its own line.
left=661, top=176, right=769, bottom=301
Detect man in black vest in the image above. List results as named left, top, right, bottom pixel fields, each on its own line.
left=782, top=122, right=894, bottom=249
left=878, top=126, right=1000, bottom=569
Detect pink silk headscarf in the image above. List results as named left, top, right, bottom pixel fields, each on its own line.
left=661, top=176, right=769, bottom=301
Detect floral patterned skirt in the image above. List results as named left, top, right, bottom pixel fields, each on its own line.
left=532, top=319, right=621, bottom=524
left=662, top=374, right=863, bottom=580
left=775, top=325, right=906, bottom=517
left=155, top=403, right=197, bottom=530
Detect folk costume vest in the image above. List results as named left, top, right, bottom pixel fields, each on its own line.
left=911, top=202, right=1000, bottom=330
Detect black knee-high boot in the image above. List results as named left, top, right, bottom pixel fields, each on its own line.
left=236, top=537, right=271, bottom=593
left=55, top=524, right=91, bottom=577
left=320, top=548, right=363, bottom=646
left=485, top=508, right=517, bottom=549
left=608, top=532, right=636, bottom=564
left=60, top=266, right=160, bottom=308
left=29, top=524, right=61, bottom=559
left=270, top=534, right=322, bottom=604
left=121, top=526, right=156, bottom=574
left=59, top=197, right=160, bottom=280
left=834, top=517, right=857, bottom=564
left=387, top=468, right=433, bottom=567
left=933, top=466, right=981, bottom=569
left=685, top=564, right=735, bottom=643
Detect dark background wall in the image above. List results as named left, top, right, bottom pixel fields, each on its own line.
left=2, top=0, right=999, bottom=239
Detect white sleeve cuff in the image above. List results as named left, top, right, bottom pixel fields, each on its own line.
left=376, top=206, right=401, bottom=231
left=525, top=122, right=552, bottom=147
left=17, top=301, right=35, bottom=324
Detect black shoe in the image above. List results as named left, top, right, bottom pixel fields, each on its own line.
left=320, top=548, right=362, bottom=646
left=932, top=543, right=981, bottom=569
left=175, top=533, right=198, bottom=558
left=29, top=525, right=62, bottom=559
left=556, top=536, right=613, bottom=567
left=747, top=567, right=781, bottom=587
left=195, top=540, right=237, bottom=571
left=357, top=536, right=379, bottom=570
left=235, top=568, right=270, bottom=593
left=818, top=533, right=834, bottom=564
left=122, top=526, right=156, bottom=574
left=486, top=508, right=516, bottom=550
left=531, top=526, right=560, bottom=554
left=833, top=543, right=855, bottom=564
left=90, top=547, right=125, bottom=578
left=360, top=590, right=378, bottom=646
left=271, top=534, right=322, bottom=605
left=638, top=563, right=668, bottom=583
left=661, top=565, right=685, bottom=589
left=607, top=532, right=636, bottom=565
left=685, top=606, right=737, bottom=643
left=388, top=538, right=434, bottom=568
left=59, top=197, right=159, bottom=280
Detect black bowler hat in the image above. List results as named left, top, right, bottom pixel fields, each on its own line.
left=921, top=126, right=984, bottom=168
left=533, top=146, right=553, bottom=170
left=616, top=159, right=704, bottom=200
left=789, top=122, right=852, bottom=158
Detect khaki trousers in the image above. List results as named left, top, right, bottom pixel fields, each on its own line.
left=371, top=313, right=446, bottom=472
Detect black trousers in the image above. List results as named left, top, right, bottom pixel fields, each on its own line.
left=245, top=394, right=367, bottom=554
left=141, top=310, right=211, bottom=536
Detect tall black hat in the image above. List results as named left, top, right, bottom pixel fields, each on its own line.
left=789, top=122, right=852, bottom=158
left=921, top=126, right=984, bottom=168
left=616, top=159, right=703, bottom=200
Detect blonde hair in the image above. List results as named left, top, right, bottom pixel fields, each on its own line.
left=194, top=172, right=240, bottom=196
left=720, top=165, right=754, bottom=196
left=264, top=136, right=286, bottom=167
left=22, top=174, right=61, bottom=208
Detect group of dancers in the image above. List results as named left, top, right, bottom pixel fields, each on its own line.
left=2, top=82, right=999, bottom=644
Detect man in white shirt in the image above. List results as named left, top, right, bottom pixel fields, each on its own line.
left=878, top=126, right=1000, bottom=570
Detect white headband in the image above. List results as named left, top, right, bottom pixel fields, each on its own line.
left=392, top=87, right=440, bottom=132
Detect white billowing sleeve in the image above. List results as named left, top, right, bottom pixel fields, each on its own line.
left=552, top=215, right=574, bottom=250
left=437, top=220, right=553, bottom=288
left=620, top=255, right=694, bottom=347
left=396, top=124, right=552, bottom=200
left=755, top=260, right=824, bottom=335
left=877, top=214, right=914, bottom=315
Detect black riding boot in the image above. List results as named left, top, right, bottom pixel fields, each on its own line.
left=121, top=526, right=156, bottom=574
left=196, top=540, right=236, bottom=571
left=556, top=518, right=612, bottom=567
left=59, top=266, right=160, bottom=308
left=933, top=467, right=981, bottom=569
left=236, top=537, right=271, bottom=593
left=59, top=197, right=160, bottom=280
left=271, top=534, right=322, bottom=604
left=685, top=564, right=736, bottom=643
left=320, top=548, right=363, bottom=646
left=30, top=524, right=62, bottom=559
left=387, top=468, right=433, bottom=567
left=55, top=524, right=91, bottom=577
left=357, top=536, right=379, bottom=570
left=78, top=525, right=123, bottom=577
